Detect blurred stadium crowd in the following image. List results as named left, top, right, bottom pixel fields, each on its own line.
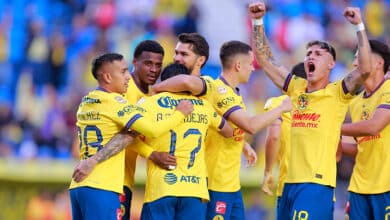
left=1, top=0, right=389, bottom=161
left=0, top=0, right=389, bottom=219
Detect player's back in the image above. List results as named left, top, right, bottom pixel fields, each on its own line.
left=70, top=89, right=145, bottom=193
left=139, top=92, right=224, bottom=203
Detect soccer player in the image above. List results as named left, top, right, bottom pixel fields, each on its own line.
left=140, top=63, right=233, bottom=220
left=261, top=63, right=306, bottom=207
left=249, top=2, right=372, bottom=219
left=69, top=53, right=193, bottom=220
left=121, top=40, right=167, bottom=220
left=341, top=40, right=390, bottom=219
left=71, top=40, right=175, bottom=220
left=155, top=32, right=259, bottom=166
left=153, top=40, right=292, bottom=220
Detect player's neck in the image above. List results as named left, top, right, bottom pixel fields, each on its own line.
left=131, top=72, right=149, bottom=93
left=364, top=71, right=384, bottom=94
left=306, top=79, right=328, bottom=93
left=220, top=72, right=239, bottom=88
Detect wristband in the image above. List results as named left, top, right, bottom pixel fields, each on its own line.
left=355, top=22, right=365, bottom=32
left=252, top=18, right=263, bottom=26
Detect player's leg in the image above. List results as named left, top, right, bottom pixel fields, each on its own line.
left=140, top=196, right=176, bottom=220
left=229, top=190, right=245, bottom=220
left=348, top=192, right=371, bottom=219
left=206, top=190, right=233, bottom=220
left=120, top=186, right=132, bottom=220
left=72, top=187, right=121, bottom=220
left=370, top=191, right=390, bottom=219
left=290, top=183, right=334, bottom=220
left=175, top=197, right=207, bottom=219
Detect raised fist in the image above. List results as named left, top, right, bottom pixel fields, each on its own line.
left=248, top=2, right=266, bottom=19
left=343, top=7, right=362, bottom=25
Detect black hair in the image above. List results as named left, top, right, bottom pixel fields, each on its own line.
left=306, top=40, right=336, bottom=61
left=369, top=39, right=390, bottom=74
left=219, top=40, right=252, bottom=69
left=91, top=53, right=124, bottom=80
left=178, top=33, right=209, bottom=67
left=133, top=40, right=164, bottom=59
left=291, top=62, right=306, bottom=79
left=160, top=63, right=190, bottom=81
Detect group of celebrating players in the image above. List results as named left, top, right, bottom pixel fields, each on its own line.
left=68, top=2, right=390, bottom=220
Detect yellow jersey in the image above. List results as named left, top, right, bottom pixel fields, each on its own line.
left=139, top=92, right=225, bottom=202
left=348, top=80, right=390, bottom=194
left=283, top=74, right=354, bottom=187
left=123, top=75, right=151, bottom=190
left=69, top=88, right=185, bottom=193
left=264, top=95, right=291, bottom=197
left=203, top=76, right=246, bottom=192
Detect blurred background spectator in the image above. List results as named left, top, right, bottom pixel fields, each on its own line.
left=0, top=0, right=389, bottom=219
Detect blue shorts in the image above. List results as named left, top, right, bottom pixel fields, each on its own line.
left=69, top=187, right=121, bottom=220
left=206, top=190, right=245, bottom=220
left=120, top=186, right=132, bottom=220
left=141, top=196, right=206, bottom=220
left=276, top=196, right=281, bottom=220
left=278, top=183, right=334, bottom=220
left=348, top=191, right=390, bottom=219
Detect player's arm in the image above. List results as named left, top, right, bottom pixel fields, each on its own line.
left=151, top=75, right=206, bottom=96
left=262, top=119, right=281, bottom=195
left=249, top=2, right=290, bottom=89
left=342, top=7, right=371, bottom=95
left=242, top=142, right=257, bottom=167
left=131, top=137, right=176, bottom=169
left=130, top=100, right=193, bottom=138
left=341, top=108, right=390, bottom=136
left=72, top=129, right=135, bottom=182
left=227, top=96, right=292, bottom=135
left=341, top=136, right=358, bottom=158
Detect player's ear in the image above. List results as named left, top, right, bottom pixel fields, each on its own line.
left=101, top=71, right=112, bottom=83
left=196, top=56, right=206, bottom=68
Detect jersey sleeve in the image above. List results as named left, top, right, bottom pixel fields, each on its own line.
left=378, top=89, right=390, bottom=110
left=130, top=136, right=154, bottom=158
left=208, top=104, right=226, bottom=131
left=336, top=80, right=355, bottom=102
left=131, top=97, right=185, bottom=138
left=199, top=75, right=216, bottom=101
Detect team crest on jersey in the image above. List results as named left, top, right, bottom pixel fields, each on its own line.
left=217, top=86, right=227, bottom=94
left=360, top=109, right=370, bottom=120
left=297, top=94, right=309, bottom=110
left=115, top=96, right=127, bottom=104
left=164, top=173, right=177, bottom=185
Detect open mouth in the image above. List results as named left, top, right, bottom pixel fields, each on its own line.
left=308, top=62, right=315, bottom=73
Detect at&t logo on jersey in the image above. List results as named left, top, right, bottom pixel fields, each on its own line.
left=297, top=94, right=309, bottom=110
left=164, top=173, right=177, bottom=185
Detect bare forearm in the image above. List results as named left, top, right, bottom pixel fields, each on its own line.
left=252, top=24, right=288, bottom=88
left=341, top=120, right=379, bottom=137
left=152, top=75, right=203, bottom=95
left=92, top=131, right=134, bottom=163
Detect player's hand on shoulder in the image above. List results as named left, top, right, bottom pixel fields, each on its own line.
left=248, top=1, right=266, bottom=19
left=343, top=7, right=362, bottom=25
left=176, top=100, right=194, bottom=116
